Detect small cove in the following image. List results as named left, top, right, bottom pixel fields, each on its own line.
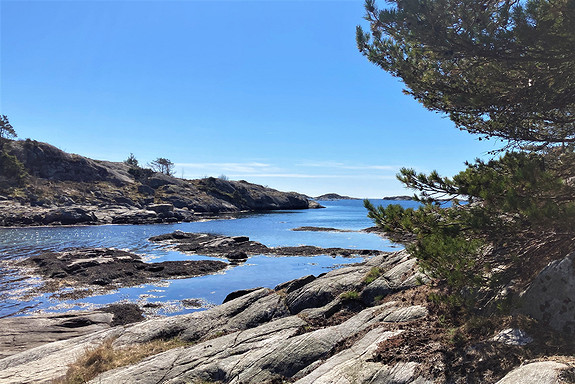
left=0, top=199, right=418, bottom=318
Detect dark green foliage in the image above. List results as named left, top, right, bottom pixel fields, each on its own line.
left=340, top=290, right=360, bottom=301
left=124, top=153, right=139, bottom=167
left=359, top=0, right=575, bottom=317
left=128, top=166, right=154, bottom=181
left=364, top=266, right=383, bottom=284
left=366, top=149, right=575, bottom=314
left=0, top=115, right=16, bottom=142
left=357, top=0, right=575, bottom=147
left=0, top=151, right=28, bottom=191
left=0, top=117, right=26, bottom=191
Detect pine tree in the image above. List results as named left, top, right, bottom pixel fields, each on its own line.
left=149, top=157, right=175, bottom=176
left=0, top=115, right=17, bottom=142
left=357, top=0, right=575, bottom=147
left=357, top=0, right=575, bottom=314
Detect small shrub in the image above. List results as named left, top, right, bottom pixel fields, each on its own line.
left=363, top=267, right=382, bottom=284
left=0, top=151, right=28, bottom=191
left=128, top=166, right=154, bottom=181
left=340, top=290, right=360, bottom=301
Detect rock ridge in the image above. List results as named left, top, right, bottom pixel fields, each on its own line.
left=0, top=139, right=322, bottom=226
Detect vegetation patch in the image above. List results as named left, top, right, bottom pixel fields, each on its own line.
left=339, top=290, right=360, bottom=301
left=54, top=337, right=192, bottom=384
left=363, top=266, right=382, bottom=285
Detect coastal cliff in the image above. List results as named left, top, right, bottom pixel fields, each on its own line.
left=0, top=139, right=321, bottom=226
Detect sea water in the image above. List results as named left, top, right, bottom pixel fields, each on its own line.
left=0, top=199, right=419, bottom=318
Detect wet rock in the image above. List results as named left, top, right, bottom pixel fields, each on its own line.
left=16, top=248, right=228, bottom=295
left=226, top=251, right=247, bottom=261
left=42, top=206, right=96, bottom=225
left=150, top=231, right=386, bottom=258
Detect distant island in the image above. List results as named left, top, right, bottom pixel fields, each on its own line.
left=382, top=195, right=414, bottom=201
left=314, top=193, right=359, bottom=200
left=314, top=194, right=415, bottom=201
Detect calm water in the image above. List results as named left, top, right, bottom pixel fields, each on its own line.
left=0, top=199, right=418, bottom=318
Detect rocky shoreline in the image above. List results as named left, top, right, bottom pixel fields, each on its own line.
left=1, top=250, right=573, bottom=383
left=0, top=139, right=323, bottom=227
left=15, top=247, right=228, bottom=301
left=4, top=231, right=385, bottom=311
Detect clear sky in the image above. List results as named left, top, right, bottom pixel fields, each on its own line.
left=0, top=0, right=500, bottom=198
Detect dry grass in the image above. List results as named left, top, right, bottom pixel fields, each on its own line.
left=53, top=337, right=191, bottom=384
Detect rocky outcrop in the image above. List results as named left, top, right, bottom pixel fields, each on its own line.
left=0, top=140, right=322, bottom=226
left=495, top=361, right=569, bottom=384
left=315, top=193, right=358, bottom=200
left=15, top=248, right=228, bottom=299
left=149, top=231, right=385, bottom=259
left=0, top=251, right=433, bottom=384
left=519, top=251, right=575, bottom=334
left=5, top=140, right=133, bottom=185
left=3, top=249, right=570, bottom=384
left=0, top=304, right=143, bottom=359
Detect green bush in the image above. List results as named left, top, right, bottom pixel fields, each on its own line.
left=0, top=151, right=27, bottom=191
left=364, top=267, right=382, bottom=285
left=339, top=290, right=360, bottom=301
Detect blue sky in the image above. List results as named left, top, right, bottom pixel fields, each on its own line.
left=1, top=0, right=500, bottom=198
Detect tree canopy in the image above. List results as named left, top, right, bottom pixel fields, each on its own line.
left=124, top=153, right=139, bottom=168
left=358, top=0, right=575, bottom=315
left=357, top=0, right=575, bottom=147
left=149, top=157, right=175, bottom=176
left=0, top=115, right=17, bottom=142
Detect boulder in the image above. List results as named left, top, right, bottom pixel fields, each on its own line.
left=146, top=203, right=174, bottom=214
left=42, top=206, right=96, bottom=225
left=519, top=252, right=575, bottom=334
left=495, top=361, right=569, bottom=384
left=285, top=264, right=369, bottom=314
left=145, top=173, right=182, bottom=189
left=137, top=184, right=155, bottom=195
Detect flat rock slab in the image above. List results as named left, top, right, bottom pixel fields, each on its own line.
left=0, top=311, right=113, bottom=359
left=16, top=247, right=227, bottom=298
left=0, top=304, right=143, bottom=359
left=150, top=231, right=384, bottom=258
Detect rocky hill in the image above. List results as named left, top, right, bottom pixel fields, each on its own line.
left=0, top=139, right=321, bottom=226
